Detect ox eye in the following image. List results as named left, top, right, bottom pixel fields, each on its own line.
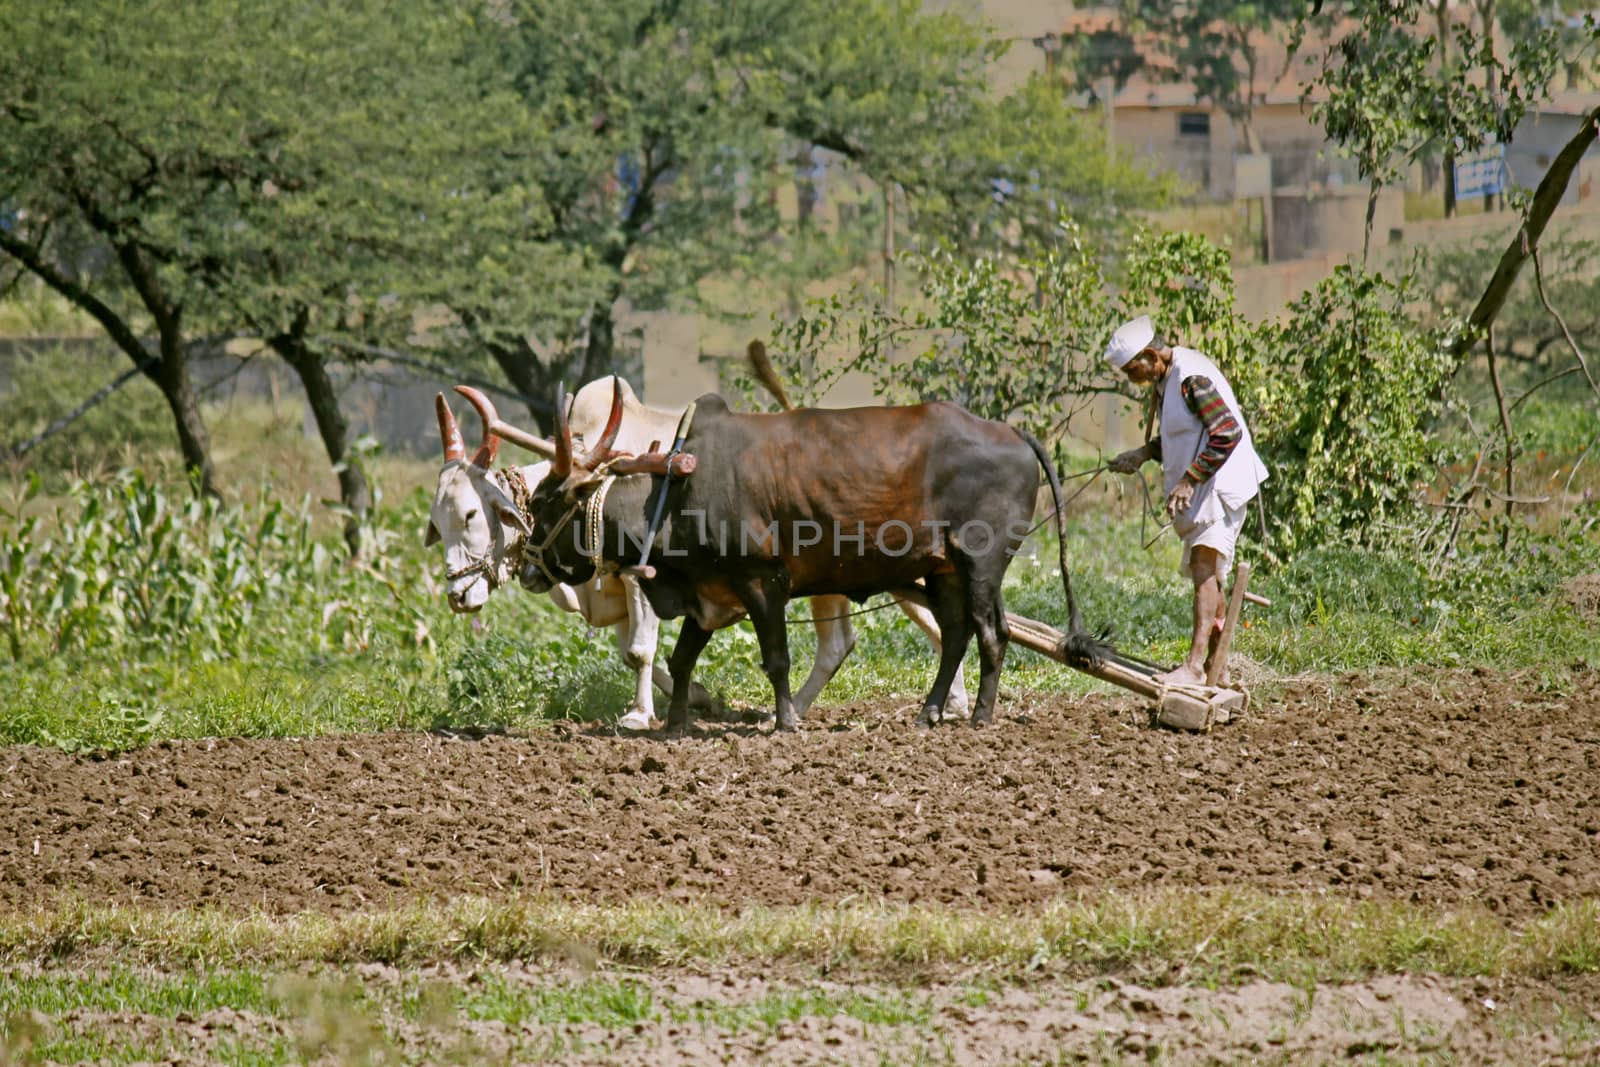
left=465, top=508, right=479, bottom=522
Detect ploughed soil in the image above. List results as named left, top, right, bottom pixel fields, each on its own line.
left=2, top=667, right=1597, bottom=917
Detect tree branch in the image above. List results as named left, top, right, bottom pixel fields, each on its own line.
left=1452, top=104, right=1600, bottom=361
left=0, top=226, right=156, bottom=373
left=314, top=337, right=555, bottom=421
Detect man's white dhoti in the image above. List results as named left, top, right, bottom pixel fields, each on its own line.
left=1173, top=494, right=1247, bottom=583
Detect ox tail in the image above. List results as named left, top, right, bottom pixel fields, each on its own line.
left=1013, top=427, right=1110, bottom=668
left=746, top=340, right=795, bottom=411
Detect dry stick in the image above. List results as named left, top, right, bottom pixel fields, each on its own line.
left=4, top=357, right=152, bottom=459
left=1531, top=246, right=1600, bottom=405
left=1485, top=325, right=1516, bottom=543
left=1507, top=365, right=1581, bottom=416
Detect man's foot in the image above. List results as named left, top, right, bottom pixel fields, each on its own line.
left=1154, top=664, right=1207, bottom=687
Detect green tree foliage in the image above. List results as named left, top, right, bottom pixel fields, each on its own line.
left=1250, top=267, right=1462, bottom=552
left=1306, top=0, right=1564, bottom=257
left=468, top=0, right=1171, bottom=411
left=0, top=1, right=577, bottom=507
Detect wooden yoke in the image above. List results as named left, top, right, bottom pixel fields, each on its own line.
left=609, top=452, right=697, bottom=477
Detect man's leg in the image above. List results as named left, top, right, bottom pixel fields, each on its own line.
left=1204, top=567, right=1231, bottom=685
left=1156, top=545, right=1224, bottom=686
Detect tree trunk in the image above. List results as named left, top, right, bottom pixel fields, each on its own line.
left=1478, top=0, right=1499, bottom=212
left=1436, top=0, right=1457, bottom=218
left=123, top=248, right=218, bottom=499
left=484, top=337, right=553, bottom=425
left=1451, top=104, right=1600, bottom=364
left=1362, top=178, right=1379, bottom=266
left=580, top=294, right=619, bottom=385
left=0, top=227, right=219, bottom=497
left=151, top=339, right=219, bottom=499
left=272, top=331, right=370, bottom=558
left=1486, top=326, right=1515, bottom=544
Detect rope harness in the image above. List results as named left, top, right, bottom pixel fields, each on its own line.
left=520, top=465, right=624, bottom=590
left=446, top=466, right=536, bottom=593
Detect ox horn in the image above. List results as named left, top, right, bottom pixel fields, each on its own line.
left=552, top=381, right=572, bottom=479
left=453, top=385, right=559, bottom=460
left=583, top=377, right=626, bottom=466
left=435, top=393, right=466, bottom=464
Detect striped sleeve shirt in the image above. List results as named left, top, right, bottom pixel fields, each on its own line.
left=1147, top=375, right=1242, bottom=484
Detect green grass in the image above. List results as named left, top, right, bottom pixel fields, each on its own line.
left=0, top=967, right=277, bottom=1017
left=4, top=893, right=1596, bottom=982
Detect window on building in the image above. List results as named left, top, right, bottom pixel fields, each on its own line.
left=1177, top=112, right=1210, bottom=137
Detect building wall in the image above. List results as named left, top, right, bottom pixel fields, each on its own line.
left=1506, top=111, right=1600, bottom=207
left=1269, top=185, right=1405, bottom=262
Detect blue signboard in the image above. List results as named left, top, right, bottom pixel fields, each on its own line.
left=1455, top=147, right=1507, bottom=200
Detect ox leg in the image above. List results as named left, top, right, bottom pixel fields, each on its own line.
left=615, top=582, right=659, bottom=730
left=965, top=584, right=1010, bottom=727
left=665, top=620, right=715, bottom=734
left=917, top=573, right=970, bottom=729
left=895, top=596, right=969, bottom=723
left=737, top=572, right=799, bottom=732
left=613, top=624, right=659, bottom=730
left=794, top=594, right=856, bottom=717
left=620, top=577, right=722, bottom=721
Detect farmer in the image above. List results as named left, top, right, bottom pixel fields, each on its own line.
left=1103, top=316, right=1268, bottom=687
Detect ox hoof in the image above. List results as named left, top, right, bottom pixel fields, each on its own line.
left=915, top=708, right=938, bottom=729
left=617, top=709, right=660, bottom=732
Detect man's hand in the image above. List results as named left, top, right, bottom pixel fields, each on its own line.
left=1166, top=477, right=1196, bottom=520
left=1108, top=445, right=1149, bottom=475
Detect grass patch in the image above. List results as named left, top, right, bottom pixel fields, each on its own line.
left=3, top=892, right=1596, bottom=984
left=3, top=897, right=1596, bottom=1064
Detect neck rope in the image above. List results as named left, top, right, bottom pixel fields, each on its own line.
left=523, top=467, right=622, bottom=590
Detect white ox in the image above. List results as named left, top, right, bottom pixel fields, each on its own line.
left=426, top=375, right=967, bottom=728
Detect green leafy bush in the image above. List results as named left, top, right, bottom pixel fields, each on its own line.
left=443, top=626, right=631, bottom=730
left=1249, top=266, right=1461, bottom=554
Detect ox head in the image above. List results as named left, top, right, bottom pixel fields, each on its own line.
left=426, top=389, right=540, bottom=613
left=519, top=380, right=626, bottom=592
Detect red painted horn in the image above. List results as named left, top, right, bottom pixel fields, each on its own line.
left=435, top=393, right=465, bottom=463
left=584, top=377, right=625, bottom=466
left=552, top=382, right=572, bottom=479
left=453, top=385, right=558, bottom=458
left=453, top=385, right=500, bottom=468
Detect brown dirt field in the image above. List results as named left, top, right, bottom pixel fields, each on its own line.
left=2, top=667, right=1597, bottom=917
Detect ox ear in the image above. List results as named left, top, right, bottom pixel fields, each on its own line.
left=479, top=478, right=532, bottom=537
left=496, top=503, right=531, bottom=538
left=424, top=520, right=442, bottom=547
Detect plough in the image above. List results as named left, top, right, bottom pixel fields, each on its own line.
left=891, top=566, right=1265, bottom=732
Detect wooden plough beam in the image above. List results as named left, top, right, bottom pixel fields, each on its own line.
left=896, top=563, right=1267, bottom=732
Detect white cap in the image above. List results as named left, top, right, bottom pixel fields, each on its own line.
left=1103, top=315, right=1155, bottom=369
